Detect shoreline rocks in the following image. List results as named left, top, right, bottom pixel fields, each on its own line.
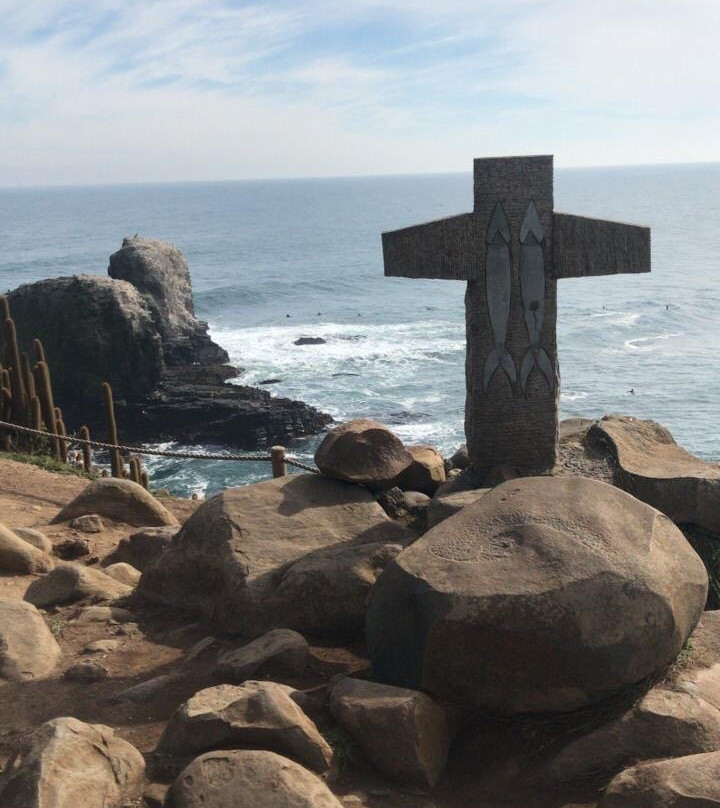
left=6, top=236, right=332, bottom=450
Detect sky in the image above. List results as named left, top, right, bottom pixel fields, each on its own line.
left=1, top=0, right=719, bottom=187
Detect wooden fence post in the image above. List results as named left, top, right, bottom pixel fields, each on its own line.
left=271, top=445, right=287, bottom=478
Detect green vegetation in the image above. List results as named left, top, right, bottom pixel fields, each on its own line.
left=48, top=617, right=67, bottom=638
left=322, top=727, right=361, bottom=773
left=1, top=450, right=93, bottom=478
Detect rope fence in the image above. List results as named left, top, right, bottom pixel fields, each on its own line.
left=0, top=419, right=320, bottom=477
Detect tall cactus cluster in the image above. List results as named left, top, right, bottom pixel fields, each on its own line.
left=0, top=294, right=149, bottom=487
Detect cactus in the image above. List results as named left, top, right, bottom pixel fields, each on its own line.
left=33, top=338, right=46, bottom=365
left=129, top=455, right=140, bottom=484
left=3, top=318, right=27, bottom=425
left=1, top=368, right=10, bottom=392
left=21, top=353, right=36, bottom=401
left=79, top=425, right=93, bottom=473
left=30, top=395, right=42, bottom=430
left=101, top=381, right=124, bottom=478
left=56, top=415, right=68, bottom=463
left=0, top=296, right=10, bottom=326
left=140, top=470, right=149, bottom=490
left=33, top=361, right=60, bottom=460
left=0, top=386, right=11, bottom=422
left=0, top=387, right=10, bottom=450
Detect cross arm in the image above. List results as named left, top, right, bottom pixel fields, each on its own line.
left=553, top=213, right=651, bottom=279
left=382, top=212, right=477, bottom=280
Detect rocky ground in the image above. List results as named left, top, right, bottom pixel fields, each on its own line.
left=1, top=415, right=720, bottom=808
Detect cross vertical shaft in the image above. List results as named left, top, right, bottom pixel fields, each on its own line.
left=466, top=156, right=558, bottom=474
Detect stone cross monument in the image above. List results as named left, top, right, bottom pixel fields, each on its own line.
left=382, top=155, right=651, bottom=476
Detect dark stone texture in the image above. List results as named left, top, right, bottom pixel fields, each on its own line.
left=8, top=275, right=163, bottom=409
left=4, top=238, right=331, bottom=450
left=294, top=337, right=326, bottom=346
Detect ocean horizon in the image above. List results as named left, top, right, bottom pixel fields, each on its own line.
left=2, top=161, right=718, bottom=496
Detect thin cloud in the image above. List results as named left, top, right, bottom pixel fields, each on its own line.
left=0, top=0, right=718, bottom=185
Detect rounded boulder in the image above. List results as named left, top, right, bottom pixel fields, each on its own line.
left=314, top=419, right=412, bottom=487
left=366, top=477, right=708, bottom=714
left=51, top=478, right=178, bottom=528
left=168, top=749, right=342, bottom=808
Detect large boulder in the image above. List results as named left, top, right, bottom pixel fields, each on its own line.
left=0, top=716, right=145, bottom=808
left=103, top=562, right=141, bottom=587
left=426, top=488, right=489, bottom=529
left=449, top=444, right=469, bottom=470
left=24, top=563, right=132, bottom=608
left=157, top=681, right=333, bottom=773
left=103, top=526, right=176, bottom=570
left=0, top=523, right=54, bottom=574
left=550, top=687, right=720, bottom=782
left=108, top=236, right=228, bottom=366
left=255, top=539, right=405, bottom=638
left=167, top=749, right=342, bottom=808
left=392, top=445, right=446, bottom=495
left=51, top=478, right=178, bottom=528
left=590, top=416, right=720, bottom=532
left=600, top=751, right=720, bottom=807
left=329, top=677, right=449, bottom=787
left=314, top=419, right=413, bottom=487
left=12, top=527, right=53, bottom=554
left=0, top=598, right=61, bottom=682
left=367, top=477, right=708, bottom=714
left=215, top=629, right=309, bottom=683
left=137, top=474, right=412, bottom=638
left=8, top=275, right=163, bottom=407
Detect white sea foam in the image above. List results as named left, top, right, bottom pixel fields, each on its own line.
left=623, top=332, right=681, bottom=352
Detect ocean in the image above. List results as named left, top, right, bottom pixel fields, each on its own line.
left=1, top=163, right=719, bottom=497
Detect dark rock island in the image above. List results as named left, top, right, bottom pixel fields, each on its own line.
left=7, top=237, right=331, bottom=448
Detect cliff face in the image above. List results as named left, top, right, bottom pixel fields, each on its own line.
left=9, top=275, right=164, bottom=403
left=108, top=237, right=228, bottom=367
left=5, top=237, right=331, bottom=448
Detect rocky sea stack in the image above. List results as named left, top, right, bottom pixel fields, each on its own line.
left=6, top=237, right=331, bottom=448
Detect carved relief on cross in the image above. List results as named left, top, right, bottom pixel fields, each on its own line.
left=382, top=155, right=651, bottom=476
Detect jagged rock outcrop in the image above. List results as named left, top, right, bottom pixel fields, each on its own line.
left=8, top=275, right=163, bottom=407
left=108, top=236, right=227, bottom=366
left=114, top=363, right=331, bottom=447
left=5, top=237, right=331, bottom=449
